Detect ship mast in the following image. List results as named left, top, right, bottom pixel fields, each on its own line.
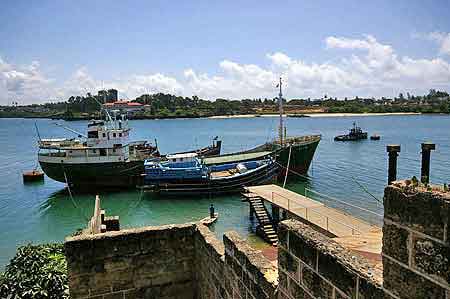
left=278, top=77, right=284, bottom=145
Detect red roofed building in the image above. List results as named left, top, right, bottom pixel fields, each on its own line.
left=103, top=100, right=144, bottom=113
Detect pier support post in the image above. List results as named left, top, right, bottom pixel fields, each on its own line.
left=387, top=145, right=401, bottom=185
left=249, top=206, right=254, bottom=221
left=271, top=204, right=280, bottom=226
left=420, top=142, right=435, bottom=184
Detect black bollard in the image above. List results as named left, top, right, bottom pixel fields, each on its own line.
left=209, top=204, right=215, bottom=218
left=387, top=145, right=401, bottom=185
left=421, top=142, right=435, bottom=184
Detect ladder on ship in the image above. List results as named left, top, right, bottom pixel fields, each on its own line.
left=243, top=193, right=278, bottom=246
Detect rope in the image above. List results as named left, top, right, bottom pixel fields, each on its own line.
left=283, top=145, right=292, bottom=188
left=125, top=187, right=145, bottom=217
left=63, top=169, right=89, bottom=221
left=274, top=161, right=311, bottom=180
left=117, top=163, right=142, bottom=174
left=350, top=176, right=383, bottom=204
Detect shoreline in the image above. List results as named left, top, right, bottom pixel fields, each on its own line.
left=1, top=111, right=442, bottom=121
left=208, top=112, right=422, bottom=119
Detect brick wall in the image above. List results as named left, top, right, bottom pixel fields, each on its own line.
left=383, top=183, right=450, bottom=299
left=277, top=220, right=384, bottom=299
left=65, top=223, right=197, bottom=299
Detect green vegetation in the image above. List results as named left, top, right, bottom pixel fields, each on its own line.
left=1, top=89, right=449, bottom=120
left=0, top=243, right=68, bottom=299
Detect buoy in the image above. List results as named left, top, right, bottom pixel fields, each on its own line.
left=23, top=170, right=44, bottom=183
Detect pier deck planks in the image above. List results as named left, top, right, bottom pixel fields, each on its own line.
left=245, top=184, right=382, bottom=257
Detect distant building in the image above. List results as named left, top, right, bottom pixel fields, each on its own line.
left=97, top=89, right=118, bottom=103
left=103, top=100, right=144, bottom=114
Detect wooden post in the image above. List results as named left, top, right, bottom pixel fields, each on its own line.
left=387, top=145, right=401, bottom=185
left=421, top=142, right=435, bottom=184
left=90, top=195, right=101, bottom=234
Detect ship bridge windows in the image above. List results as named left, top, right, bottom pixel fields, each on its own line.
left=88, top=131, right=99, bottom=138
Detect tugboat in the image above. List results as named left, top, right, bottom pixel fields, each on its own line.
left=370, top=134, right=381, bottom=140
left=141, top=153, right=277, bottom=195
left=38, top=112, right=221, bottom=188
left=334, top=122, right=368, bottom=141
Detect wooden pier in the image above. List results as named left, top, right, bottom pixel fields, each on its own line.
left=243, top=184, right=382, bottom=258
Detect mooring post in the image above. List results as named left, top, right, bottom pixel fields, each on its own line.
left=420, top=142, right=435, bottom=184
left=387, top=145, right=401, bottom=185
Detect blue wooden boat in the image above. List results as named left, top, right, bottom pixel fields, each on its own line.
left=141, top=153, right=278, bottom=195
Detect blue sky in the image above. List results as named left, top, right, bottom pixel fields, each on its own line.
left=1, top=0, right=450, bottom=104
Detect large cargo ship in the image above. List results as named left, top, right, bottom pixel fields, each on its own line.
left=37, top=116, right=221, bottom=188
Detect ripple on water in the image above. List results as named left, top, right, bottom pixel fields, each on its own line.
left=0, top=115, right=449, bottom=268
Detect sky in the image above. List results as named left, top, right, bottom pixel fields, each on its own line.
left=1, top=0, right=450, bottom=104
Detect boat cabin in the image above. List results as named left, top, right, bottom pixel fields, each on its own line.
left=86, top=119, right=130, bottom=148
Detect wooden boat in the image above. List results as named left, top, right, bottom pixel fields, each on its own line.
left=199, top=78, right=321, bottom=178
left=370, top=134, right=381, bottom=140
left=334, top=122, right=368, bottom=141
left=288, top=114, right=310, bottom=118
left=38, top=115, right=221, bottom=188
left=140, top=153, right=278, bottom=195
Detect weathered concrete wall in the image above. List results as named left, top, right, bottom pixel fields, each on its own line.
left=66, top=222, right=277, bottom=299
left=194, top=224, right=277, bottom=299
left=277, top=220, right=384, bottom=299
left=383, top=183, right=450, bottom=299
left=65, top=223, right=197, bottom=299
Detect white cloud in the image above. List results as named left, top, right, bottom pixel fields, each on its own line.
left=1, top=33, right=450, bottom=104
left=422, top=32, right=450, bottom=56
left=0, top=57, right=54, bottom=104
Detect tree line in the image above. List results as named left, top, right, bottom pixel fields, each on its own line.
left=0, top=89, right=449, bottom=119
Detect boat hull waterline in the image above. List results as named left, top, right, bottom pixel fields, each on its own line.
left=141, top=160, right=279, bottom=195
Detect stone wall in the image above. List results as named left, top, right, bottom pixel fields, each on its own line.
left=65, top=223, right=197, bottom=299
left=383, top=183, right=450, bottom=299
left=194, top=224, right=277, bottom=299
left=66, top=222, right=277, bottom=299
left=65, top=182, right=450, bottom=299
left=277, top=220, right=384, bottom=299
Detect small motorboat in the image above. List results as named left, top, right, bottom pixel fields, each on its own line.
left=23, top=170, right=44, bottom=183
left=370, top=134, right=381, bottom=140
left=334, top=122, right=368, bottom=141
left=140, top=153, right=278, bottom=195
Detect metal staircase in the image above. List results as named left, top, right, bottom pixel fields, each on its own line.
left=245, top=194, right=278, bottom=246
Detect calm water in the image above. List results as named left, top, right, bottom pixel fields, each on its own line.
left=0, top=115, right=449, bottom=267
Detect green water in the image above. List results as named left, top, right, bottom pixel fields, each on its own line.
left=1, top=115, right=449, bottom=267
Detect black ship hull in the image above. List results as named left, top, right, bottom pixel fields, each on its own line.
left=39, top=160, right=144, bottom=188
